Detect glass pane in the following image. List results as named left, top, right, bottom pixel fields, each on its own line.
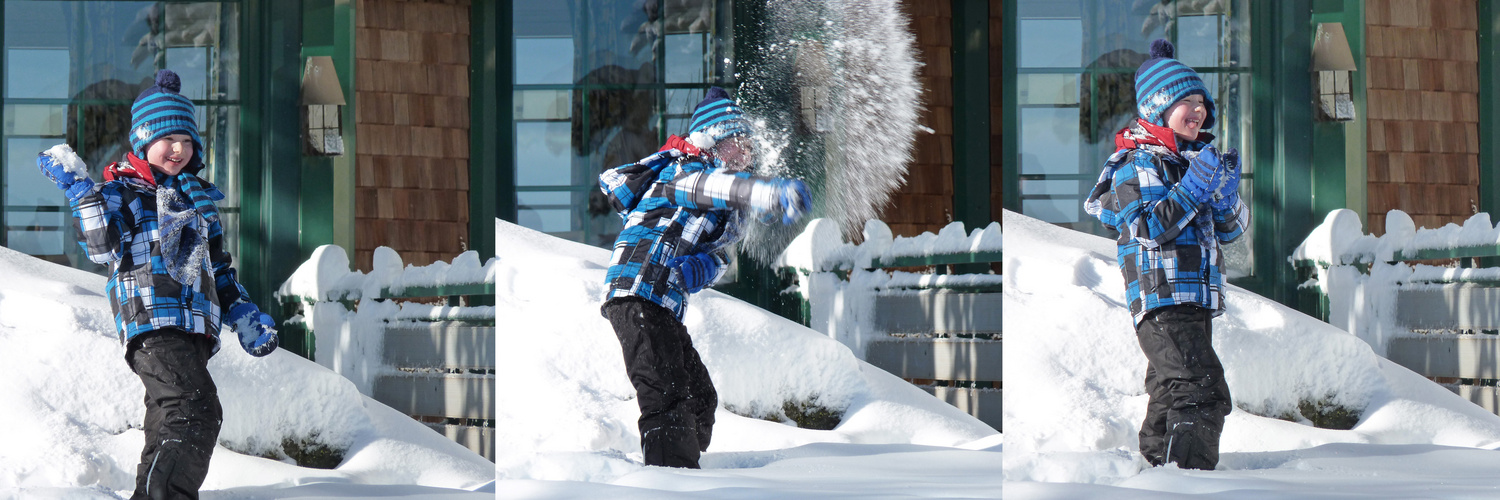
left=7, top=49, right=70, bottom=99
left=578, top=0, right=657, bottom=85
left=1017, top=74, right=1079, bottom=106
left=1022, top=198, right=1081, bottom=225
left=1176, top=14, right=1220, bottom=68
left=583, top=87, right=659, bottom=175
left=665, top=33, right=707, bottom=83
left=6, top=137, right=66, bottom=207
left=514, top=89, right=571, bottom=120
left=515, top=121, right=574, bottom=187
left=1018, top=18, right=1083, bottom=68
left=1019, top=0, right=1166, bottom=69
left=514, top=37, right=575, bottom=85
left=1019, top=107, right=1082, bottom=176
left=5, top=104, right=66, bottom=136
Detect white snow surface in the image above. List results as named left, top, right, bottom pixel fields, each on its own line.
left=494, top=219, right=999, bottom=497
left=1003, top=209, right=1500, bottom=498
left=1294, top=208, right=1500, bottom=265
left=778, top=218, right=1001, bottom=272
left=0, top=245, right=493, bottom=498
left=278, top=244, right=497, bottom=302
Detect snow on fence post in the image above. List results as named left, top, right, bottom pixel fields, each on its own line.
left=276, top=245, right=498, bottom=460
left=1294, top=209, right=1500, bottom=416
left=777, top=218, right=1003, bottom=430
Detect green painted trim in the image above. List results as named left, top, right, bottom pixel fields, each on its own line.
left=381, top=282, right=496, bottom=300
left=1343, top=0, right=1368, bottom=226
left=952, top=0, right=992, bottom=227
left=0, top=4, right=7, bottom=243
left=1482, top=1, right=1500, bottom=228
left=299, top=0, right=337, bottom=263
left=332, top=0, right=357, bottom=262
left=240, top=0, right=306, bottom=314
left=473, top=1, right=500, bottom=263
left=498, top=1, right=517, bottom=223
left=1307, top=2, right=1366, bottom=225
left=1001, top=0, right=1019, bottom=212
left=871, top=251, right=1003, bottom=269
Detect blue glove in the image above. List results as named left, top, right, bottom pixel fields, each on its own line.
left=668, top=253, right=721, bottom=294
left=779, top=179, right=812, bottom=225
left=1178, top=146, right=1225, bottom=207
left=227, top=300, right=279, bottom=357
left=1209, top=148, right=1241, bottom=212
left=37, top=152, right=95, bottom=201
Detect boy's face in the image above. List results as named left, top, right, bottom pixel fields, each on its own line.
left=1164, top=94, right=1208, bottom=141
left=712, top=134, right=755, bottom=171
left=146, top=134, right=195, bottom=176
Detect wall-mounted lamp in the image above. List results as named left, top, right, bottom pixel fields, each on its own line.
left=1312, top=22, right=1357, bottom=122
left=302, top=56, right=346, bottom=156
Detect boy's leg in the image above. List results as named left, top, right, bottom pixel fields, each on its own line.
left=127, top=330, right=223, bottom=500
left=1137, top=363, right=1170, bottom=466
left=603, top=297, right=702, bottom=468
left=1135, top=305, right=1231, bottom=470
left=680, top=333, right=717, bottom=452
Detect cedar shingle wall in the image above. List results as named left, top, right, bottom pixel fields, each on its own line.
left=355, top=0, right=471, bottom=271
left=880, top=0, right=954, bottom=238
left=990, top=0, right=1001, bottom=224
left=1365, top=0, right=1479, bottom=234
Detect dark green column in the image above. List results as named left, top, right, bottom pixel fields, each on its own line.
left=953, top=0, right=992, bottom=227
left=240, top=0, right=304, bottom=311
left=1481, top=1, right=1500, bottom=225
left=475, top=1, right=502, bottom=255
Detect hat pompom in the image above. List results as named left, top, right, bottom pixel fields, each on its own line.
left=702, top=86, right=730, bottom=102
left=1149, top=39, right=1174, bottom=59
left=154, top=69, right=182, bottom=93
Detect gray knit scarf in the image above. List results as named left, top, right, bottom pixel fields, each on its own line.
left=157, top=179, right=209, bottom=286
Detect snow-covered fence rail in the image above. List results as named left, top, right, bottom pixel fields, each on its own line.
left=1294, top=209, right=1500, bottom=415
left=276, top=245, right=496, bottom=460
left=778, top=219, right=1002, bottom=430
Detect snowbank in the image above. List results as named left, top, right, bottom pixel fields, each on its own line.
left=495, top=219, right=996, bottom=482
left=1002, top=210, right=1500, bottom=484
left=0, top=245, right=492, bottom=495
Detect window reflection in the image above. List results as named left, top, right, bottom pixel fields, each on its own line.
left=2, top=1, right=239, bottom=272
left=1015, top=0, right=1253, bottom=276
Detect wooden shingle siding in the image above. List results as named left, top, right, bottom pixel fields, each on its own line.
left=880, top=0, right=955, bottom=239
left=355, top=0, right=471, bottom=271
left=1366, top=0, right=1479, bottom=235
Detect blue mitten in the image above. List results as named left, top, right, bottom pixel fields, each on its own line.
left=37, top=151, right=95, bottom=201
left=1210, top=148, right=1241, bottom=212
left=668, top=253, right=721, bottom=293
left=779, top=179, right=812, bottom=225
left=1178, top=146, right=1225, bottom=206
left=227, top=299, right=279, bottom=357
left=750, top=178, right=812, bottom=225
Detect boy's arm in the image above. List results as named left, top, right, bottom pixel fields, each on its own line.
left=208, top=216, right=251, bottom=307
left=210, top=215, right=279, bottom=357
left=1112, top=156, right=1204, bottom=247
left=664, top=168, right=810, bottom=224
left=72, top=183, right=132, bottom=265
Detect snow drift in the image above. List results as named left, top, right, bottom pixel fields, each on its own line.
left=1002, top=210, right=1500, bottom=483
left=495, top=219, right=996, bottom=482
left=0, top=244, right=493, bottom=495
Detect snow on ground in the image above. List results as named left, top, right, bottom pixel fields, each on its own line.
left=494, top=219, right=1001, bottom=498
left=0, top=244, right=493, bottom=498
left=1003, top=209, right=1500, bottom=498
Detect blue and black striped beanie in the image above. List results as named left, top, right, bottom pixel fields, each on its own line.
left=131, top=69, right=204, bottom=172
left=687, top=86, right=751, bottom=150
left=1135, top=39, right=1216, bottom=130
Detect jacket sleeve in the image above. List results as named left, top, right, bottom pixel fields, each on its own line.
left=1111, top=154, right=1205, bottom=248
left=208, top=214, right=251, bottom=308
left=600, top=150, right=679, bottom=216
left=663, top=167, right=781, bottom=213
left=1212, top=195, right=1250, bottom=244
left=71, top=182, right=132, bottom=265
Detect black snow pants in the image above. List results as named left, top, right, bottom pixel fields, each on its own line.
left=126, top=329, right=223, bottom=500
left=1136, top=305, right=1231, bottom=470
left=603, top=296, right=718, bottom=468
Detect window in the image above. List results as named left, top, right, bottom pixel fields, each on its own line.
left=1014, top=0, right=1254, bottom=276
left=511, top=0, right=734, bottom=248
left=2, top=1, right=240, bottom=273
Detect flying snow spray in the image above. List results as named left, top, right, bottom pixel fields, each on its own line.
left=736, top=0, right=922, bottom=264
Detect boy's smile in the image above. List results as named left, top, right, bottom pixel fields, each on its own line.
left=146, top=134, right=195, bottom=176
left=1165, top=94, right=1208, bottom=141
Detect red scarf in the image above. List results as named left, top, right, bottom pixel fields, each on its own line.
left=1113, top=119, right=1215, bottom=155
left=103, top=152, right=158, bottom=187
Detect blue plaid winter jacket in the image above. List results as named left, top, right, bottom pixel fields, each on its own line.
left=600, top=148, right=776, bottom=320
left=1084, top=122, right=1250, bottom=325
left=72, top=159, right=248, bottom=345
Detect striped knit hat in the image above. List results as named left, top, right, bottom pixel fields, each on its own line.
left=686, top=86, right=751, bottom=150
left=1135, top=39, right=1216, bottom=130
left=131, top=69, right=204, bottom=173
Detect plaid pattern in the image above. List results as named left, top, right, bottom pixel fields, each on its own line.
left=73, top=167, right=248, bottom=343
left=1084, top=138, right=1248, bottom=325
left=600, top=150, right=774, bottom=319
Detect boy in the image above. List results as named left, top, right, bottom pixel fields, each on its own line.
left=38, top=69, right=279, bottom=499
left=598, top=86, right=810, bottom=469
left=1083, top=40, right=1249, bottom=470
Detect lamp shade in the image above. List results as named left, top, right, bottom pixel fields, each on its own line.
left=301, top=56, right=346, bottom=105
left=1312, top=23, right=1357, bottom=72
